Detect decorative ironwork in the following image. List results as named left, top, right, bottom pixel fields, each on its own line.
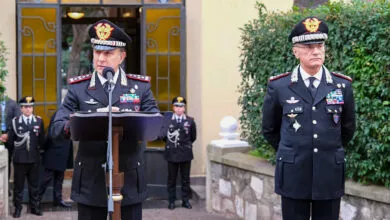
left=21, top=16, right=56, bottom=32
left=146, top=38, right=158, bottom=49
left=146, top=16, right=180, bottom=32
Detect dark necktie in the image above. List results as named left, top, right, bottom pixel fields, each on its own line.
left=103, top=81, right=109, bottom=96
left=177, top=118, right=181, bottom=124
left=27, top=118, right=31, bottom=128
left=308, top=77, right=317, bottom=99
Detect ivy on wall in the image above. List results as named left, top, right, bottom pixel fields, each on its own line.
left=238, top=0, right=390, bottom=187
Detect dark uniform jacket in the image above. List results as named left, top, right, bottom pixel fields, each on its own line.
left=8, top=115, right=45, bottom=163
left=262, top=65, right=356, bottom=200
left=160, top=114, right=197, bottom=162
left=51, top=69, right=159, bottom=207
left=3, top=98, right=21, bottom=150
left=43, top=111, right=73, bottom=171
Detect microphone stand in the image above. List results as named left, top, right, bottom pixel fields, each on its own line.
left=106, top=81, right=114, bottom=220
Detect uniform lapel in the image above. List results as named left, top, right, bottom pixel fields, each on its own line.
left=289, top=70, right=313, bottom=104
left=112, top=74, right=126, bottom=106
left=313, top=69, right=336, bottom=106
left=86, top=74, right=108, bottom=106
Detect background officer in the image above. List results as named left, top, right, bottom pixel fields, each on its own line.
left=39, top=110, right=73, bottom=208
left=160, top=97, right=197, bottom=210
left=8, top=96, right=45, bottom=218
left=51, top=19, right=159, bottom=220
left=262, top=17, right=356, bottom=219
left=0, top=96, right=21, bottom=188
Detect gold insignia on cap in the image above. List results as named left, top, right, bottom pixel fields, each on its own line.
left=177, top=97, right=184, bottom=103
left=303, top=18, right=321, bottom=33
left=95, top=23, right=114, bottom=40
left=26, top=97, right=33, bottom=103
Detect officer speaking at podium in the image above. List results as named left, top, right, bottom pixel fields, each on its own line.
left=51, top=19, right=159, bottom=220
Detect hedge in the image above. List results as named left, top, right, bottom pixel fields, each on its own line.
left=238, top=0, right=390, bottom=187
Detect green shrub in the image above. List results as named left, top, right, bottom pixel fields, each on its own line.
left=238, top=0, right=390, bottom=187
left=0, top=33, right=8, bottom=95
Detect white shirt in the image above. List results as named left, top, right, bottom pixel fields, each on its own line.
left=174, top=114, right=183, bottom=122
left=98, top=69, right=120, bottom=91
left=22, top=115, right=33, bottom=125
left=300, top=66, right=322, bottom=88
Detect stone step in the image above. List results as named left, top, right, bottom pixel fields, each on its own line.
left=191, top=184, right=206, bottom=202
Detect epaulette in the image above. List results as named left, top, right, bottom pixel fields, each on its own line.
left=68, top=74, right=92, bottom=84
left=269, top=72, right=291, bottom=82
left=331, top=72, right=352, bottom=82
left=126, top=74, right=151, bottom=82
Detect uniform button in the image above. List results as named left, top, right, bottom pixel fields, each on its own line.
left=137, top=162, right=140, bottom=166
left=312, top=106, right=316, bottom=111
left=312, top=120, right=317, bottom=124
left=313, top=148, right=318, bottom=153
left=279, top=157, right=282, bottom=160
left=313, top=134, right=318, bottom=138
left=78, top=162, right=81, bottom=166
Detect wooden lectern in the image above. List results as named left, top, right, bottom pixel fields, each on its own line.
left=70, top=111, right=163, bottom=220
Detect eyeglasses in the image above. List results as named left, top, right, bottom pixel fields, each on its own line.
left=294, top=43, right=325, bottom=50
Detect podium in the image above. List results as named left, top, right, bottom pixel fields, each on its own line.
left=70, top=111, right=163, bottom=219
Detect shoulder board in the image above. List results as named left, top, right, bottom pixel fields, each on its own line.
left=269, top=72, right=291, bottom=82
left=126, top=74, right=151, bottom=82
left=331, top=72, right=352, bottom=82
left=68, top=74, right=92, bottom=84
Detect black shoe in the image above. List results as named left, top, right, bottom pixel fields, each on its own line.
left=30, top=208, right=43, bottom=216
left=54, top=200, right=72, bottom=208
left=168, top=202, right=175, bottom=210
left=182, top=200, right=192, bottom=209
left=13, top=208, right=21, bottom=218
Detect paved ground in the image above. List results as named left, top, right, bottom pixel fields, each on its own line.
left=5, top=200, right=232, bottom=220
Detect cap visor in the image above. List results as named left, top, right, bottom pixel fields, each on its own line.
left=173, top=103, right=185, bottom=107
left=20, top=103, right=34, bottom=106
left=93, top=45, right=116, bottom=51
left=300, top=40, right=325, bottom=45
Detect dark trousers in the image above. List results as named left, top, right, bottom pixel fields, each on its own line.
left=77, top=203, right=142, bottom=220
left=281, top=196, right=341, bottom=220
left=167, top=161, right=191, bottom=202
left=13, top=162, right=40, bottom=210
left=39, top=168, right=65, bottom=202
left=5, top=145, right=13, bottom=179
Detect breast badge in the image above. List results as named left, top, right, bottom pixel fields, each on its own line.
left=286, top=97, right=299, bottom=104
left=293, top=120, right=301, bottom=132
left=85, top=99, right=98, bottom=105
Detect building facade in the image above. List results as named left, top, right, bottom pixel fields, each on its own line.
left=0, top=0, right=294, bottom=179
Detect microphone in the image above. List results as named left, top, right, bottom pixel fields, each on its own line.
left=102, top=67, right=115, bottom=85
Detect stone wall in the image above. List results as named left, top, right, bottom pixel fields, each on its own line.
left=207, top=143, right=390, bottom=220
left=0, top=146, right=9, bottom=218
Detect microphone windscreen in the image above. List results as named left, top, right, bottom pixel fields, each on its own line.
left=102, top=67, right=115, bottom=80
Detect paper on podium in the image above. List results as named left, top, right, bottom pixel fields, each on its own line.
left=70, top=111, right=163, bottom=141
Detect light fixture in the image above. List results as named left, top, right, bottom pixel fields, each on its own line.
left=67, top=8, right=85, bottom=20
left=122, top=12, right=132, bottom=18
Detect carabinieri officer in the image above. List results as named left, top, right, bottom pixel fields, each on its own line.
left=262, top=17, right=356, bottom=220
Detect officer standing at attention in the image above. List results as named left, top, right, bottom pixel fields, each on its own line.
left=51, top=19, right=159, bottom=220
left=160, top=97, right=197, bottom=210
left=8, top=96, right=45, bottom=218
left=262, top=17, right=356, bottom=220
